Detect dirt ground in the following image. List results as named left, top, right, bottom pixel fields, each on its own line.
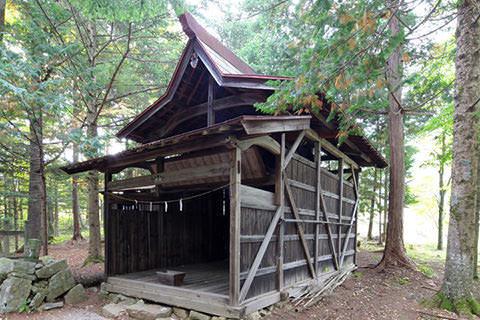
left=1, top=241, right=470, bottom=320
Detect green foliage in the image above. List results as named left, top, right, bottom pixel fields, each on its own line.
left=398, top=276, right=409, bottom=285
left=416, top=263, right=436, bottom=278
left=18, top=299, right=34, bottom=313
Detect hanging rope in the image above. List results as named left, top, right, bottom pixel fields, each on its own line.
left=106, top=183, right=231, bottom=204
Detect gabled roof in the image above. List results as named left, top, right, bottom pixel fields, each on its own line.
left=179, top=12, right=255, bottom=75
left=117, top=12, right=290, bottom=141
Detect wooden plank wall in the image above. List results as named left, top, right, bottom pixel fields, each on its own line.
left=239, top=155, right=357, bottom=300
left=106, top=190, right=228, bottom=276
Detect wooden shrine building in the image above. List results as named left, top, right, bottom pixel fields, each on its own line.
left=62, top=12, right=387, bottom=318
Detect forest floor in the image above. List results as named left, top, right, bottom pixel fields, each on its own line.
left=2, top=239, right=474, bottom=320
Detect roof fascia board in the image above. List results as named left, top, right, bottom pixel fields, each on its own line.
left=193, top=41, right=224, bottom=86
left=117, top=42, right=195, bottom=140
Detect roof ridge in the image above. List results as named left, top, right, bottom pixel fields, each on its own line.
left=178, top=11, right=257, bottom=75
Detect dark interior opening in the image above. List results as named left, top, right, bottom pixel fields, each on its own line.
left=107, top=188, right=230, bottom=277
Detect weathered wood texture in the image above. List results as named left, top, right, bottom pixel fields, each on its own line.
left=106, top=190, right=228, bottom=276
left=239, top=155, right=357, bottom=300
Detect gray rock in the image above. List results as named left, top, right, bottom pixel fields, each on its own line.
left=64, top=284, right=88, bottom=304
left=39, top=256, right=53, bottom=264
left=108, top=293, right=120, bottom=303
left=36, top=259, right=68, bottom=279
left=99, top=289, right=109, bottom=299
left=35, top=280, right=48, bottom=287
left=41, top=301, right=64, bottom=310
left=211, top=317, right=227, bottom=320
left=102, top=303, right=127, bottom=318
left=46, top=269, right=76, bottom=301
left=11, top=260, right=36, bottom=275
left=173, top=307, right=189, bottom=319
left=35, top=263, right=43, bottom=270
left=244, top=311, right=261, bottom=320
left=87, top=286, right=98, bottom=293
left=0, top=258, right=11, bottom=279
left=10, top=272, right=36, bottom=281
left=156, top=318, right=177, bottom=320
left=29, top=291, right=46, bottom=309
left=118, top=296, right=137, bottom=306
left=189, top=310, right=211, bottom=320
left=126, top=302, right=172, bottom=320
left=24, top=239, right=41, bottom=262
left=31, top=285, right=46, bottom=295
left=0, top=276, right=32, bottom=313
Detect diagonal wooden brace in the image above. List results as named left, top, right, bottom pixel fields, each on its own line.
left=284, top=175, right=316, bottom=279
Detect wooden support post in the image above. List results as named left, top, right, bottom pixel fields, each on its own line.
left=314, top=141, right=321, bottom=275
left=207, top=76, right=215, bottom=126
left=229, top=147, right=241, bottom=306
left=337, top=159, right=344, bottom=258
left=339, top=167, right=360, bottom=267
left=275, top=134, right=285, bottom=291
left=104, top=170, right=112, bottom=276
left=284, top=176, right=316, bottom=279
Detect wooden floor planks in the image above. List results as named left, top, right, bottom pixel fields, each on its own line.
left=111, top=260, right=230, bottom=295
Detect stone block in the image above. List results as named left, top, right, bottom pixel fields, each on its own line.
left=46, top=269, right=76, bottom=301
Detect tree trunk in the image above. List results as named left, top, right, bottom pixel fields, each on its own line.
left=84, top=19, right=103, bottom=263
left=378, top=170, right=383, bottom=244
left=13, top=182, right=18, bottom=251
left=434, top=0, right=480, bottom=315
left=368, top=169, right=378, bottom=240
left=0, top=0, right=5, bottom=42
left=474, top=149, right=480, bottom=279
left=72, top=95, right=82, bottom=241
left=54, top=186, right=59, bottom=237
left=27, top=113, right=43, bottom=242
left=438, top=133, right=446, bottom=251
left=377, top=0, right=412, bottom=269
left=383, top=170, right=388, bottom=243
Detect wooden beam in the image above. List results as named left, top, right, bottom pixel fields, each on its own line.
left=104, top=170, right=112, bottom=276
left=230, top=147, right=241, bottom=306
left=110, top=161, right=156, bottom=174
left=237, top=136, right=280, bottom=155
left=319, top=188, right=339, bottom=270
left=283, top=130, right=306, bottom=170
left=314, top=141, right=321, bottom=275
left=340, top=167, right=360, bottom=267
left=186, top=69, right=205, bottom=105
left=156, top=162, right=230, bottom=185
left=241, top=118, right=310, bottom=135
left=337, top=159, right=344, bottom=257
left=160, top=94, right=261, bottom=137
left=283, top=175, right=316, bottom=279
left=339, top=200, right=358, bottom=267
left=353, top=169, right=360, bottom=265
left=208, top=76, right=215, bottom=126
left=239, top=206, right=282, bottom=303
left=276, top=134, right=285, bottom=291
left=107, top=136, right=231, bottom=171
left=305, top=129, right=359, bottom=170
left=108, top=162, right=231, bottom=191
